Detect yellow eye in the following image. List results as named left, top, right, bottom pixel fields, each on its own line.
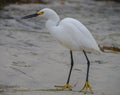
left=37, top=11, right=44, bottom=15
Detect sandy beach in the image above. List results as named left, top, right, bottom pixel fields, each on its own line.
left=0, top=0, right=120, bottom=95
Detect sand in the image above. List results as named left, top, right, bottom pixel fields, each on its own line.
left=0, top=0, right=120, bottom=95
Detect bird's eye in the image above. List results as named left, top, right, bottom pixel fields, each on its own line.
left=37, top=11, right=44, bottom=15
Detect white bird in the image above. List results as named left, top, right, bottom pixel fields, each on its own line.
left=22, top=8, right=101, bottom=94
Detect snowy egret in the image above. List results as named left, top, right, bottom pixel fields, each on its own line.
left=22, top=8, right=101, bottom=94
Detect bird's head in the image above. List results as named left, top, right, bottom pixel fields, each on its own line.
left=22, top=8, right=58, bottom=19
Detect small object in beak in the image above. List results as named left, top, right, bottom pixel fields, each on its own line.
left=21, top=13, right=39, bottom=19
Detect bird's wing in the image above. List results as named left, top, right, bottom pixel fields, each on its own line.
left=59, top=18, right=100, bottom=52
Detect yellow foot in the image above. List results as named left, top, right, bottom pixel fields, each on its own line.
left=54, top=84, right=72, bottom=90
left=80, top=81, right=93, bottom=94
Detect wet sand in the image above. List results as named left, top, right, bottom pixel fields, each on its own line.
left=0, top=0, right=120, bottom=95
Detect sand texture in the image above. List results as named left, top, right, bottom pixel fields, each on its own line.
left=0, top=0, right=120, bottom=95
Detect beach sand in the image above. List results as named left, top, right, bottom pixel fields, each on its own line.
left=0, top=0, right=120, bottom=95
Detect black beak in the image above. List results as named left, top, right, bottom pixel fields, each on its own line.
left=22, top=13, right=39, bottom=19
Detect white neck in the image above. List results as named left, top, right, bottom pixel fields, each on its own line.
left=45, top=12, right=60, bottom=29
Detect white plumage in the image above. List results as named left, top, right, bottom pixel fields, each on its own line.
left=22, top=8, right=101, bottom=94
left=42, top=8, right=100, bottom=52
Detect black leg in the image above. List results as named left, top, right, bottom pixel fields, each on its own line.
left=83, top=50, right=90, bottom=81
left=54, top=50, right=74, bottom=89
left=66, top=50, right=74, bottom=84
left=80, top=50, right=93, bottom=93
